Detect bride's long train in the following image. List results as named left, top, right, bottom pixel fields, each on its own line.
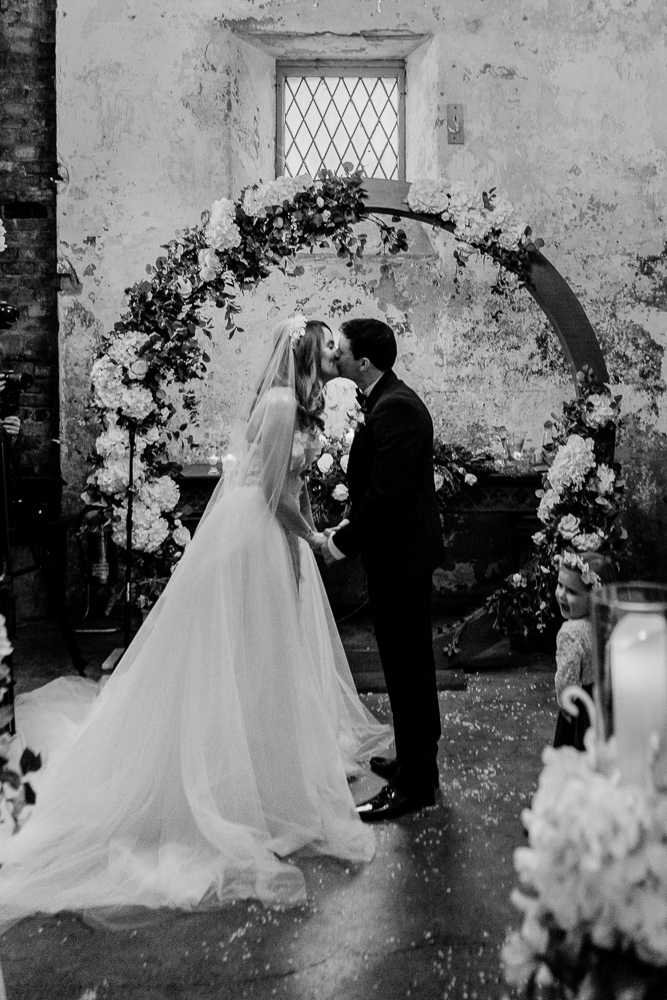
left=0, top=486, right=389, bottom=930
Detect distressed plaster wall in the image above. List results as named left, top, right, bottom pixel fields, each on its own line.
left=57, top=0, right=667, bottom=595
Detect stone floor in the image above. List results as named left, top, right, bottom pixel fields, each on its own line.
left=0, top=613, right=558, bottom=1000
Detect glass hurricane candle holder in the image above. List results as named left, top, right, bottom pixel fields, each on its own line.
left=591, top=582, right=667, bottom=789
left=505, top=429, right=527, bottom=464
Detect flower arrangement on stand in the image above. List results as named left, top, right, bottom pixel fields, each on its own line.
left=487, top=368, right=626, bottom=640
left=83, top=170, right=537, bottom=612
left=503, top=734, right=667, bottom=1000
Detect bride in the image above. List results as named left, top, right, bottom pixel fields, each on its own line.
left=0, top=317, right=389, bottom=928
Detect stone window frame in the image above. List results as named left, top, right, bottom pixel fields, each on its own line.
left=232, top=30, right=437, bottom=258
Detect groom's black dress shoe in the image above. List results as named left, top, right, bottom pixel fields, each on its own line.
left=357, top=781, right=439, bottom=822
left=369, top=755, right=400, bottom=780
left=370, top=757, right=440, bottom=789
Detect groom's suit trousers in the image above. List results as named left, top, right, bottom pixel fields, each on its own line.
left=365, top=562, right=441, bottom=794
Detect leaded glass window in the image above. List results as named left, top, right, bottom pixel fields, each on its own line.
left=276, top=61, right=405, bottom=181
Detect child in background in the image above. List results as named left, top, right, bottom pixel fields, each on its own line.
left=553, top=549, right=616, bottom=751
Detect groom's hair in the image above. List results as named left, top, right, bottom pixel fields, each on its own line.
left=339, top=318, right=397, bottom=372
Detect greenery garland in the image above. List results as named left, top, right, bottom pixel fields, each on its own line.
left=81, top=170, right=539, bottom=610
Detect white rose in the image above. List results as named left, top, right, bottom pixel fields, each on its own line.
left=332, top=483, right=349, bottom=502
left=198, top=248, right=222, bottom=283
left=558, top=514, right=581, bottom=539
left=173, top=524, right=191, bottom=547
left=433, top=472, right=444, bottom=491
left=344, top=429, right=355, bottom=446
left=138, top=425, right=160, bottom=447
left=128, top=359, right=149, bottom=380
left=316, top=453, right=335, bottom=474
left=340, top=454, right=349, bottom=474
left=464, top=473, right=477, bottom=486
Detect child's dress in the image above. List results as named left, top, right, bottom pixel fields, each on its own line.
left=553, top=617, right=594, bottom=751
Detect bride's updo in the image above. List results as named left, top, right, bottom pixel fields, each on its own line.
left=292, top=320, right=330, bottom=432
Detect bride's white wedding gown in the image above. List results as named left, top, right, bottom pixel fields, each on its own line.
left=0, top=397, right=389, bottom=928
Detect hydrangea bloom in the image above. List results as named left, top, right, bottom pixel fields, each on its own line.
left=406, top=178, right=451, bottom=215
left=205, top=198, right=241, bottom=252
left=112, top=500, right=170, bottom=553
left=92, top=456, right=145, bottom=496
left=118, top=385, right=156, bottom=422
left=547, top=435, right=596, bottom=493
left=106, top=331, right=149, bottom=368
left=242, top=175, right=313, bottom=218
left=138, top=475, right=180, bottom=513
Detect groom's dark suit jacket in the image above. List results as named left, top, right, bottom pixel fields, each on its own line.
left=333, top=370, right=445, bottom=572
left=332, top=369, right=444, bottom=791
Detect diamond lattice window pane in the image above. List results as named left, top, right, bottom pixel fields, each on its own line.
left=283, top=74, right=400, bottom=180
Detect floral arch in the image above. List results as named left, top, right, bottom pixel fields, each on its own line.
left=83, top=171, right=618, bottom=611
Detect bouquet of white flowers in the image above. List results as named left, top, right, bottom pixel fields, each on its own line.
left=503, top=738, right=667, bottom=1000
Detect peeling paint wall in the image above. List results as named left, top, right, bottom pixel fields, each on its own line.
left=57, top=0, right=667, bottom=587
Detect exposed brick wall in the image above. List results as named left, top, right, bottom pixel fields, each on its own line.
left=0, top=0, right=59, bottom=481
left=0, top=0, right=61, bottom=620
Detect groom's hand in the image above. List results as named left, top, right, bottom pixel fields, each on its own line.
left=325, top=519, right=349, bottom=537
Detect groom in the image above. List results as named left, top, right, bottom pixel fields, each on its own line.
left=321, top=318, right=445, bottom=821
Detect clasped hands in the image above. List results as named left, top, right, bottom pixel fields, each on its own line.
left=307, top=520, right=348, bottom=566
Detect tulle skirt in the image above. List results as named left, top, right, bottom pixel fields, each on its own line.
left=0, top=486, right=389, bottom=929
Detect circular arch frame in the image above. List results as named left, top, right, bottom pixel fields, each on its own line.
left=360, top=179, right=608, bottom=387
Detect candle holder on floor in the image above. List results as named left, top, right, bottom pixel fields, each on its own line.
left=591, top=582, right=667, bottom=789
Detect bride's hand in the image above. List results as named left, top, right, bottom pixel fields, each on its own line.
left=307, top=531, right=327, bottom=552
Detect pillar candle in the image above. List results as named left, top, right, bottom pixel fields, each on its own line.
left=610, top=612, right=667, bottom=788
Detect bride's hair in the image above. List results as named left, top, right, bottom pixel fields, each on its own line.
left=292, top=320, right=330, bottom=432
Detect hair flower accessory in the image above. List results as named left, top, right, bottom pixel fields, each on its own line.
left=287, top=315, right=307, bottom=347
left=557, top=550, right=603, bottom=589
